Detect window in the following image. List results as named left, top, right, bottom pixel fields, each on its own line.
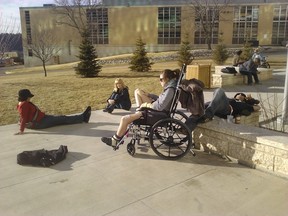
left=194, top=8, right=219, bottom=44
left=158, top=7, right=181, bottom=44
left=232, top=6, right=259, bottom=44
left=28, top=49, right=33, bottom=57
left=272, top=5, right=288, bottom=45
left=25, top=11, right=32, bottom=44
left=86, top=8, right=109, bottom=44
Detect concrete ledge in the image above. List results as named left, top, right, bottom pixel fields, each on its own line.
left=212, top=66, right=273, bottom=88
left=193, top=117, right=288, bottom=178
left=237, top=111, right=260, bottom=126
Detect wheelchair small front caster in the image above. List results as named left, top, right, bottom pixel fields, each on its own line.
left=127, top=143, right=136, bottom=156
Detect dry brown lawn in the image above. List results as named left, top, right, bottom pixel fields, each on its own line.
left=2, top=60, right=199, bottom=126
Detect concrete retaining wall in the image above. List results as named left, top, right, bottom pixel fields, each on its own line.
left=193, top=117, right=288, bottom=178
left=212, top=66, right=273, bottom=88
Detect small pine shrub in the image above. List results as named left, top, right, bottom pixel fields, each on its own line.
left=75, top=29, right=102, bottom=77
left=177, top=34, right=194, bottom=67
left=212, top=37, right=229, bottom=65
left=241, top=40, right=253, bottom=61
left=129, top=37, right=153, bottom=72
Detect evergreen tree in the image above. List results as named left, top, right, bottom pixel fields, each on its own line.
left=241, top=39, right=253, bottom=61
left=129, top=37, right=153, bottom=72
left=75, top=29, right=102, bottom=77
left=177, top=34, right=194, bottom=67
left=212, top=35, right=229, bottom=65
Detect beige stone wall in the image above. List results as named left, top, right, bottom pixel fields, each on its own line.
left=193, top=117, right=288, bottom=178
left=219, top=6, right=234, bottom=45
left=258, top=4, right=274, bottom=45
left=109, top=7, right=158, bottom=45
left=20, top=7, right=81, bottom=67
left=181, top=7, right=194, bottom=43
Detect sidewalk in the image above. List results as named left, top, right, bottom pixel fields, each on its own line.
left=1, top=104, right=288, bottom=216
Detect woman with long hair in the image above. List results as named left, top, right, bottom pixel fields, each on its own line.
left=103, top=78, right=131, bottom=113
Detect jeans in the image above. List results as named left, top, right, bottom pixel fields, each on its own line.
left=240, top=70, right=259, bottom=84
left=204, top=88, right=231, bottom=118
left=33, top=114, right=84, bottom=129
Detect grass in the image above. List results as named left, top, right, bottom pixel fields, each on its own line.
left=0, top=61, right=185, bottom=126
left=1, top=49, right=286, bottom=127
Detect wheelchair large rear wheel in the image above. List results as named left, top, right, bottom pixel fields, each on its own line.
left=149, top=118, right=192, bottom=160
left=173, top=110, right=188, bottom=122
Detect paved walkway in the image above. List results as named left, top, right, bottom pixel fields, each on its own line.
left=1, top=69, right=288, bottom=216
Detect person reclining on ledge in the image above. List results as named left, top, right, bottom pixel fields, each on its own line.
left=101, top=69, right=180, bottom=148
left=15, top=89, right=91, bottom=135
left=185, top=88, right=261, bottom=130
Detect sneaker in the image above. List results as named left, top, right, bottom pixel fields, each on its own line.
left=103, top=109, right=108, bottom=112
left=101, top=137, right=118, bottom=147
left=83, top=106, right=91, bottom=123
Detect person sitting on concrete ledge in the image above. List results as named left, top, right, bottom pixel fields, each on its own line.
left=232, top=50, right=245, bottom=66
left=15, top=89, right=91, bottom=135
left=185, top=88, right=261, bottom=130
left=239, top=57, right=261, bottom=85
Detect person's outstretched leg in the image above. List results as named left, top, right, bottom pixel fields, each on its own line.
left=101, top=112, right=142, bottom=147
left=197, top=88, right=230, bottom=123
left=34, top=106, right=91, bottom=129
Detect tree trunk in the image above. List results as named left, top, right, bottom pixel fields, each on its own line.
left=42, top=62, right=47, bottom=77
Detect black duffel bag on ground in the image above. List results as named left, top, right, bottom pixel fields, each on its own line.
left=17, top=145, right=68, bottom=167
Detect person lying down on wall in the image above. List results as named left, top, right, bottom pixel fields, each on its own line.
left=184, top=88, right=261, bottom=131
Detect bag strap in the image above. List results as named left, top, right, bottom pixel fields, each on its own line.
left=29, top=102, right=39, bottom=122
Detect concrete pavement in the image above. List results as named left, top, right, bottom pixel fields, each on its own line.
left=1, top=106, right=288, bottom=215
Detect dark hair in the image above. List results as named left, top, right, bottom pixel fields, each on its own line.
left=234, top=93, right=246, bottom=98
left=18, top=89, right=34, bottom=102
left=162, top=69, right=180, bottom=81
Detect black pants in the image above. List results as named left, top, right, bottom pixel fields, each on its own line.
left=240, top=70, right=259, bottom=84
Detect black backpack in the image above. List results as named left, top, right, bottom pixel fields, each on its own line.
left=17, top=145, right=68, bottom=167
left=221, top=67, right=238, bottom=74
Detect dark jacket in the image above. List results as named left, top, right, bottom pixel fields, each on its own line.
left=179, top=78, right=205, bottom=116
left=108, top=87, right=131, bottom=110
left=239, top=59, right=258, bottom=73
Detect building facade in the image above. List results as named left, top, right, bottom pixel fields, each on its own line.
left=20, top=0, right=288, bottom=67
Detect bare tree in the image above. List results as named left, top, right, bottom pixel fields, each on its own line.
left=188, top=0, right=231, bottom=50
left=53, top=0, right=102, bottom=35
left=0, top=13, right=21, bottom=61
left=26, top=28, right=61, bottom=77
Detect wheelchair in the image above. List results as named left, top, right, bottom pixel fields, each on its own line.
left=112, top=65, right=196, bottom=160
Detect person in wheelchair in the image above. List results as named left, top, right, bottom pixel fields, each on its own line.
left=101, top=68, right=180, bottom=148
